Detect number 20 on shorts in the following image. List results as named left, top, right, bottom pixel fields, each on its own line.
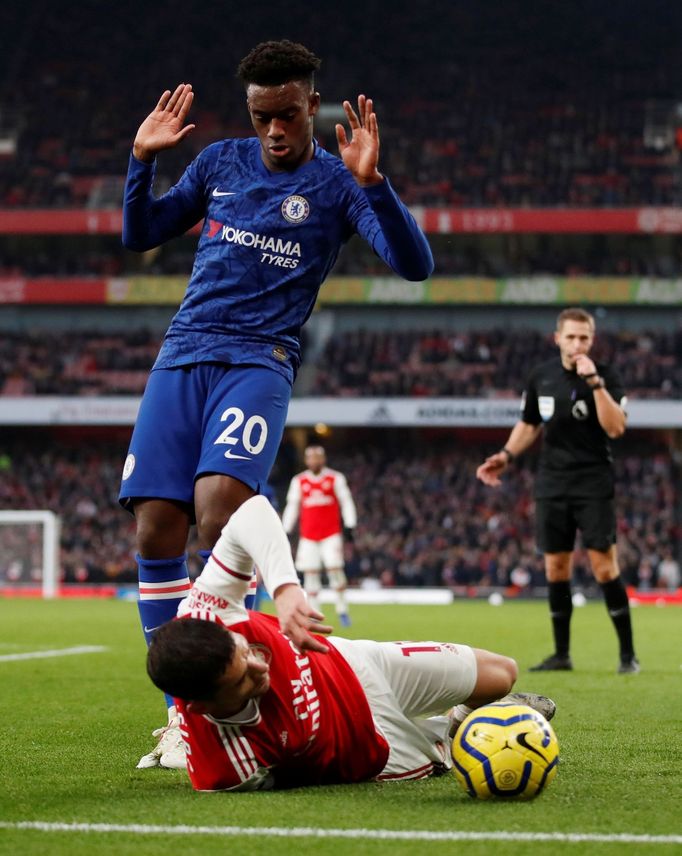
left=214, top=406, right=269, bottom=456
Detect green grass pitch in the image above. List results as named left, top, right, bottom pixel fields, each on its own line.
left=1, top=597, right=680, bottom=856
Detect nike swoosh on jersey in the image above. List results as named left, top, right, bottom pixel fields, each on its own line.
left=224, top=450, right=252, bottom=460
left=213, top=188, right=237, bottom=197
left=143, top=625, right=163, bottom=633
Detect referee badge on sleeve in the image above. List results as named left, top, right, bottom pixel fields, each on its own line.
left=538, top=396, right=555, bottom=421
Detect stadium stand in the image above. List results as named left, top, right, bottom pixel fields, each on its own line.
left=0, top=431, right=676, bottom=593
left=0, top=327, right=679, bottom=398
left=1, top=2, right=681, bottom=596
left=1, top=2, right=682, bottom=207
left=310, top=326, right=682, bottom=399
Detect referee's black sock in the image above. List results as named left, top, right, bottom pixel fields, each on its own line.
left=600, top=576, right=635, bottom=659
left=548, top=581, right=573, bottom=657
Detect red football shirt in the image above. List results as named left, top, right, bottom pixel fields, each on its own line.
left=282, top=467, right=357, bottom=541
left=176, top=611, right=389, bottom=791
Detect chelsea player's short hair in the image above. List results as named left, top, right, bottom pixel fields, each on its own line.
left=237, top=40, right=321, bottom=88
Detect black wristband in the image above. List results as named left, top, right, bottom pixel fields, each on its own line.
left=581, top=372, right=598, bottom=379
left=501, top=447, right=515, bottom=463
left=589, top=377, right=605, bottom=390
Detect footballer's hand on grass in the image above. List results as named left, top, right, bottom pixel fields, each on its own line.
left=476, top=454, right=507, bottom=487
left=133, top=83, right=196, bottom=163
left=274, top=584, right=333, bottom=654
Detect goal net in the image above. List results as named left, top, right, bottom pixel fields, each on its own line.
left=0, top=510, right=61, bottom=598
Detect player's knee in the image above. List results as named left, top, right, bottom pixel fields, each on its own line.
left=135, top=510, right=188, bottom=557
left=491, top=654, right=518, bottom=695
left=503, top=655, right=519, bottom=689
left=196, top=509, right=232, bottom=548
left=194, top=476, right=257, bottom=546
left=469, top=650, right=517, bottom=704
left=328, top=569, right=347, bottom=590
left=303, top=572, right=321, bottom=594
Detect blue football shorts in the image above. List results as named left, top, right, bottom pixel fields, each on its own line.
left=119, top=363, right=291, bottom=512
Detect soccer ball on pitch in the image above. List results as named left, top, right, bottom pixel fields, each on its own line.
left=451, top=703, right=559, bottom=799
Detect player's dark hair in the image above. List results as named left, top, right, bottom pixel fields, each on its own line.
left=237, top=40, right=321, bottom=88
left=556, top=307, right=595, bottom=331
left=146, top=618, right=236, bottom=701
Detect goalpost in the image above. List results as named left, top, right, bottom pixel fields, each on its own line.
left=0, top=510, right=61, bottom=598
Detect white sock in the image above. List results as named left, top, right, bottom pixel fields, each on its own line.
left=450, top=704, right=473, bottom=726
left=335, top=589, right=348, bottom=616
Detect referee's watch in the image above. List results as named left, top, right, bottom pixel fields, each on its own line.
left=583, top=372, right=605, bottom=390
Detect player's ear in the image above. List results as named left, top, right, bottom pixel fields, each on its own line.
left=309, top=91, right=320, bottom=116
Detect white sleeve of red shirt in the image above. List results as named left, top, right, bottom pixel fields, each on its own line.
left=281, top=474, right=302, bottom=534
left=176, top=523, right=297, bottom=624
left=333, top=471, right=357, bottom=529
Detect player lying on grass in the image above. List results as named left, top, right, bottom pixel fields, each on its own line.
left=145, top=495, right=556, bottom=791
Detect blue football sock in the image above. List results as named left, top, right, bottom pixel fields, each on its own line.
left=137, top=553, right=190, bottom=711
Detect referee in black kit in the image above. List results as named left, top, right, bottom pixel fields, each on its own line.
left=476, top=307, right=639, bottom=674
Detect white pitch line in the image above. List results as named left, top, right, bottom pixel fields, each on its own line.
left=0, top=822, right=680, bottom=845
left=0, top=646, right=108, bottom=662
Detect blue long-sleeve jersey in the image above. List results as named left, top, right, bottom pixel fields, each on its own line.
left=123, top=138, right=433, bottom=383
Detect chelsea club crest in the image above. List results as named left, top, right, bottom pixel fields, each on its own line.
left=281, top=195, right=310, bottom=223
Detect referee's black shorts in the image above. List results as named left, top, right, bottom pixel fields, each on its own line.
left=535, top=497, right=616, bottom=554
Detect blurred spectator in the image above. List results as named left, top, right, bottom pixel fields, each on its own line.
left=0, top=326, right=681, bottom=399
left=657, top=547, right=680, bottom=590
left=1, top=2, right=681, bottom=208
left=310, top=326, right=682, bottom=399
left=0, top=434, right=677, bottom=591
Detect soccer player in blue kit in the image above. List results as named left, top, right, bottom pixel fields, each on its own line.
left=119, top=40, right=434, bottom=769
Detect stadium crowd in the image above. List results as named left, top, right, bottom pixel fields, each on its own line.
left=1, top=2, right=681, bottom=208
left=5, top=235, right=682, bottom=279
left=1, top=326, right=679, bottom=399
left=0, top=435, right=678, bottom=594
left=310, top=326, right=682, bottom=399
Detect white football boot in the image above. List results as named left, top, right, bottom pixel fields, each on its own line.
left=137, top=715, right=187, bottom=770
left=497, top=691, right=557, bottom=722
left=448, top=692, right=557, bottom=740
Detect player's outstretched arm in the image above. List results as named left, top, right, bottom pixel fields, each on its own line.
left=476, top=452, right=510, bottom=487
left=133, top=84, right=196, bottom=163
left=338, top=95, right=433, bottom=281
left=335, top=95, right=383, bottom=187
left=476, top=421, right=541, bottom=487
left=273, top=583, right=333, bottom=654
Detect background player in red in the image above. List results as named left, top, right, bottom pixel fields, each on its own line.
left=282, top=445, right=357, bottom=625
left=146, top=496, right=556, bottom=792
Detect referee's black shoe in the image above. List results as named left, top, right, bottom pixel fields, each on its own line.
left=617, top=655, right=640, bottom=674
left=529, top=653, right=573, bottom=672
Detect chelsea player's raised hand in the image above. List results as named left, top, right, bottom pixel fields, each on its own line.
left=133, top=83, right=196, bottom=164
left=335, top=95, right=383, bottom=187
